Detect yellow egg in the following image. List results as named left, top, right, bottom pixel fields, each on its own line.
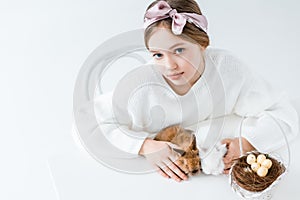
left=257, top=154, right=266, bottom=164
left=246, top=154, right=256, bottom=164
left=261, top=159, right=272, bottom=169
left=251, top=162, right=260, bottom=172
left=257, top=166, right=268, bottom=177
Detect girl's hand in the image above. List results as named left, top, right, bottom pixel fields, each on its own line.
left=139, top=138, right=188, bottom=182
left=221, top=137, right=255, bottom=174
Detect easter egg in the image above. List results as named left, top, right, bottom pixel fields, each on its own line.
left=261, top=159, right=272, bottom=169
left=246, top=154, right=256, bottom=164
left=251, top=162, right=260, bottom=172
left=257, top=166, right=268, bottom=177
left=257, top=154, right=266, bottom=164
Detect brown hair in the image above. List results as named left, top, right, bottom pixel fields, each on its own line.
left=144, top=0, right=210, bottom=49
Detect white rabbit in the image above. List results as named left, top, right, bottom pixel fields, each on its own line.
left=200, top=142, right=227, bottom=175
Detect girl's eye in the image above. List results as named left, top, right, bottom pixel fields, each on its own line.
left=175, top=48, right=184, bottom=54
left=153, top=53, right=163, bottom=59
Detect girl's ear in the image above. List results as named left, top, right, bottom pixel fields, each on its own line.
left=199, top=45, right=206, bottom=51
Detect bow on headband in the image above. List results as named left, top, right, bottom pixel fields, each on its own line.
left=143, top=1, right=208, bottom=35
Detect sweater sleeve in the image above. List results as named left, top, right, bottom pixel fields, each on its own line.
left=92, top=92, right=151, bottom=155
left=233, top=68, right=299, bottom=152
left=74, top=91, right=150, bottom=155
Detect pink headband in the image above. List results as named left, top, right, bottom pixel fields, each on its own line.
left=143, top=1, right=208, bottom=35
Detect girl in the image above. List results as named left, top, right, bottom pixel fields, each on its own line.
left=97, top=0, right=299, bottom=182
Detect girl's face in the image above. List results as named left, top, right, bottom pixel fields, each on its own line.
left=147, top=28, right=205, bottom=94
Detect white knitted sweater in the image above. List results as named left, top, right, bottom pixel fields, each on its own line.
left=92, top=48, right=299, bottom=155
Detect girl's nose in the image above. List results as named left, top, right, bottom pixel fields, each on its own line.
left=164, top=55, right=178, bottom=70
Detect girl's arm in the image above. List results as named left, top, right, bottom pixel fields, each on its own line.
left=233, top=73, right=299, bottom=153
left=77, top=92, right=188, bottom=181
left=208, top=51, right=298, bottom=173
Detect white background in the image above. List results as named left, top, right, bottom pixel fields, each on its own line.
left=1, top=0, right=300, bottom=199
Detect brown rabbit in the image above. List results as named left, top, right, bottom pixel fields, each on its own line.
left=154, top=125, right=201, bottom=176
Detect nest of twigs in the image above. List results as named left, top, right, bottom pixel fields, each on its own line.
left=231, top=152, right=286, bottom=192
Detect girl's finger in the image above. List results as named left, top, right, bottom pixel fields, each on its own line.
left=223, top=168, right=230, bottom=174
left=223, top=152, right=233, bottom=164
left=224, top=162, right=233, bottom=170
left=223, top=156, right=231, bottom=164
left=156, top=166, right=170, bottom=179
left=223, top=156, right=233, bottom=169
left=160, top=164, right=182, bottom=182
left=166, top=159, right=188, bottom=181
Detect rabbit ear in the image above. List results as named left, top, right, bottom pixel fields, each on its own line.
left=216, top=143, right=227, bottom=151
left=218, top=143, right=227, bottom=155
left=168, top=143, right=186, bottom=156
left=190, top=134, right=197, bottom=150
left=173, top=148, right=186, bottom=156
left=184, top=129, right=194, bottom=134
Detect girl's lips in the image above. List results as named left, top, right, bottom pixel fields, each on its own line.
left=167, top=72, right=184, bottom=80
